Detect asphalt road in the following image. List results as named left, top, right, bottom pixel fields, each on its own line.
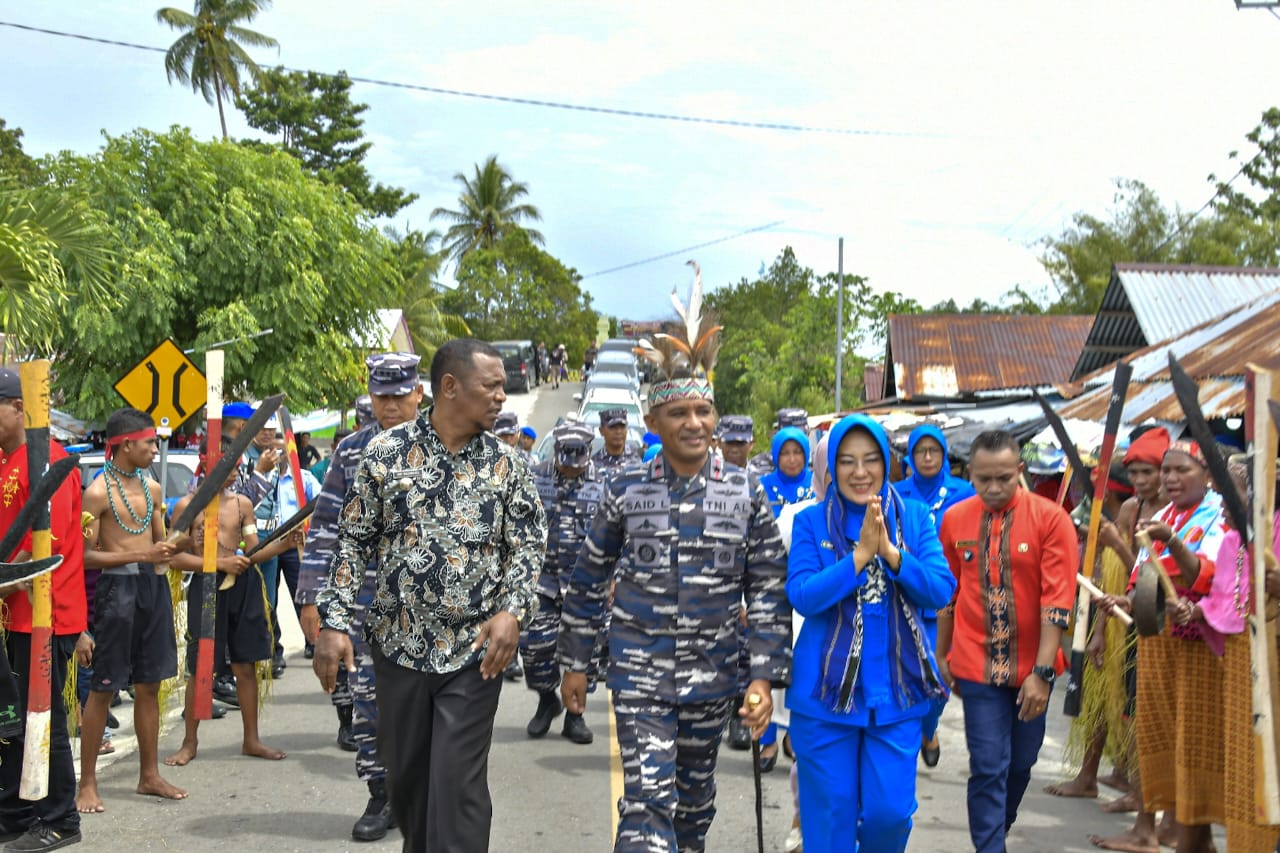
left=76, top=382, right=1183, bottom=851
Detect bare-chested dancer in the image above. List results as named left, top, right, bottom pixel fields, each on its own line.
left=77, top=407, right=183, bottom=814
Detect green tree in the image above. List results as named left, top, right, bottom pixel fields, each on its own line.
left=0, top=181, right=113, bottom=358
left=156, top=0, right=278, bottom=140
left=386, top=227, right=470, bottom=359
left=445, top=230, right=595, bottom=361
left=0, top=120, right=43, bottom=188
left=45, top=127, right=399, bottom=421
left=432, top=155, right=544, bottom=267
left=237, top=67, right=417, bottom=217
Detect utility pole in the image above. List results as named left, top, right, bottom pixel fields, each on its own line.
left=835, top=237, right=845, bottom=413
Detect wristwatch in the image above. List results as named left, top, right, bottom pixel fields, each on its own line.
left=1031, top=664, right=1056, bottom=684
left=505, top=604, right=526, bottom=627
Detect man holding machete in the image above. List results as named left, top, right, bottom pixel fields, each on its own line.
left=0, top=369, right=86, bottom=852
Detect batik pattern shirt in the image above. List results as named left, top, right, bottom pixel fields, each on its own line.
left=559, top=451, right=792, bottom=703
left=316, top=411, right=546, bottom=674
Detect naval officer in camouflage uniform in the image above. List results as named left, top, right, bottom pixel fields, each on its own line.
left=298, top=352, right=423, bottom=843
left=523, top=422, right=604, bottom=745
left=560, top=306, right=791, bottom=853
left=592, top=407, right=639, bottom=477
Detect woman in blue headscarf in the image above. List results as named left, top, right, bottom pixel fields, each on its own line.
left=786, top=415, right=955, bottom=853
left=894, top=423, right=975, bottom=766
left=760, top=426, right=814, bottom=519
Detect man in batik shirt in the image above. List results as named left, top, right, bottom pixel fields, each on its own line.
left=314, top=339, right=547, bottom=853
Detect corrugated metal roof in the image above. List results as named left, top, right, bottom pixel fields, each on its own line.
left=1072, top=263, right=1280, bottom=379
left=1059, top=289, right=1280, bottom=422
left=887, top=314, right=1092, bottom=400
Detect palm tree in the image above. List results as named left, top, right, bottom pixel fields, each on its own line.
left=431, top=155, right=544, bottom=267
left=156, top=0, right=278, bottom=140
left=387, top=228, right=471, bottom=358
left=0, top=181, right=113, bottom=358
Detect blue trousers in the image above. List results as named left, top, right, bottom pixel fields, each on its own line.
left=789, top=710, right=919, bottom=853
left=957, top=679, right=1050, bottom=853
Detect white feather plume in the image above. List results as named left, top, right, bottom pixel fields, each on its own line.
left=684, top=259, right=703, bottom=346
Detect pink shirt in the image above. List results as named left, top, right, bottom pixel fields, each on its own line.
left=1198, top=510, right=1280, bottom=656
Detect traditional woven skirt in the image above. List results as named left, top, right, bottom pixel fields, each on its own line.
left=1222, top=631, right=1280, bottom=851
left=1136, top=631, right=1225, bottom=825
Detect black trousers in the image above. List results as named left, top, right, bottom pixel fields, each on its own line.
left=0, top=633, right=78, bottom=833
left=373, top=651, right=502, bottom=853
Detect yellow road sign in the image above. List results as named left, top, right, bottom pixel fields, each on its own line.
left=113, top=338, right=207, bottom=429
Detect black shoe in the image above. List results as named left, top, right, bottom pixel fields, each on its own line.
left=182, top=700, right=229, bottom=720
left=726, top=716, right=751, bottom=751
left=0, top=829, right=24, bottom=845
left=3, top=825, right=82, bottom=851
left=561, top=712, right=594, bottom=745
left=105, top=712, right=119, bottom=730
left=757, top=746, right=778, bottom=773
left=526, top=691, right=563, bottom=738
left=271, top=658, right=285, bottom=680
left=303, top=643, right=315, bottom=660
left=212, top=676, right=239, bottom=707
left=504, top=658, right=523, bottom=681
left=921, top=736, right=941, bottom=768
left=337, top=705, right=357, bottom=752
left=351, top=780, right=394, bottom=842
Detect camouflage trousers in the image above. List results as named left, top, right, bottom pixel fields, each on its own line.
left=326, top=584, right=384, bottom=783
left=612, top=695, right=734, bottom=853
left=520, top=591, right=605, bottom=694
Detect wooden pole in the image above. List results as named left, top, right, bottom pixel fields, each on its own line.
left=193, top=351, right=224, bottom=720
left=19, top=359, right=52, bottom=800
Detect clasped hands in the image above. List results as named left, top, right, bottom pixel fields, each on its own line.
left=852, top=496, right=901, bottom=572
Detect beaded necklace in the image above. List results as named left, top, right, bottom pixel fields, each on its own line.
left=103, top=460, right=154, bottom=535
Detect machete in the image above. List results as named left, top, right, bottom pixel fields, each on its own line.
left=1167, top=354, right=1250, bottom=539
left=1032, top=389, right=1094, bottom=498
left=0, top=455, right=80, bottom=563
left=0, top=555, right=61, bottom=588
left=166, top=392, right=285, bottom=543
left=1063, top=361, right=1132, bottom=718
left=244, top=497, right=317, bottom=559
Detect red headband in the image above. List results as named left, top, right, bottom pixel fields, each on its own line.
left=1166, top=439, right=1207, bottom=468
left=105, top=427, right=157, bottom=460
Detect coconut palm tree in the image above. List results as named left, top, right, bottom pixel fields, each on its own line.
left=431, top=155, right=544, bottom=267
left=0, top=181, right=113, bottom=357
left=156, top=0, right=278, bottom=140
left=387, top=228, right=470, bottom=359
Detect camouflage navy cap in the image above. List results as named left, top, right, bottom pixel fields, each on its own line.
left=775, top=408, right=809, bottom=430
left=554, top=423, right=595, bottom=468
left=366, top=352, right=422, bottom=396
left=599, top=407, right=628, bottom=428
left=494, top=411, right=520, bottom=435
left=719, top=415, right=754, bottom=443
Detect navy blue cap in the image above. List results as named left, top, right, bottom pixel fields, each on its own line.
left=367, top=352, right=422, bottom=396
left=494, top=412, right=519, bottom=435
left=0, top=369, right=21, bottom=400
left=719, top=415, right=754, bottom=443
left=222, top=401, right=254, bottom=420
left=775, top=408, right=809, bottom=430
left=599, top=408, right=628, bottom=428
left=554, top=423, right=594, bottom=467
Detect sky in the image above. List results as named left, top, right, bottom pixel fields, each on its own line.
left=3, top=1, right=1280, bottom=322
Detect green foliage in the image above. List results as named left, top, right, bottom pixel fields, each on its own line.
left=444, top=230, right=596, bottom=362
left=45, top=126, right=399, bottom=422
left=0, top=120, right=43, bottom=188
left=704, top=248, right=917, bottom=439
left=0, top=181, right=113, bottom=357
left=432, top=155, right=544, bottom=266
left=385, top=227, right=470, bottom=360
left=156, top=0, right=279, bottom=139
left=236, top=67, right=417, bottom=217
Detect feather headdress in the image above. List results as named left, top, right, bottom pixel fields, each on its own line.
left=635, top=260, right=723, bottom=408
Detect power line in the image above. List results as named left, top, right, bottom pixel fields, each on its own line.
left=581, top=220, right=789, bottom=279
left=0, top=20, right=935, bottom=139
left=1148, top=151, right=1261, bottom=256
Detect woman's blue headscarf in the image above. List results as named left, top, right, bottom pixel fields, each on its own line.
left=905, top=424, right=949, bottom=501
left=760, top=427, right=814, bottom=518
left=816, top=414, right=943, bottom=714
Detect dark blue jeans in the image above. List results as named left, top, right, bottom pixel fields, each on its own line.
left=957, top=679, right=1050, bottom=853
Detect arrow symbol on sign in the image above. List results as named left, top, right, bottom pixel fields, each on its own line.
left=172, top=362, right=188, bottom=417
left=144, top=361, right=161, bottom=415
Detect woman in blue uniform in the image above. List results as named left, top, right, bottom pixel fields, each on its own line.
left=786, top=415, right=955, bottom=852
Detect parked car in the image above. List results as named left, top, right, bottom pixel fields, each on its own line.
left=584, top=371, right=640, bottom=395
left=531, top=422, right=645, bottom=466
left=592, top=351, right=641, bottom=392
left=574, top=385, right=645, bottom=428
left=77, top=449, right=201, bottom=517
left=490, top=339, right=538, bottom=393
